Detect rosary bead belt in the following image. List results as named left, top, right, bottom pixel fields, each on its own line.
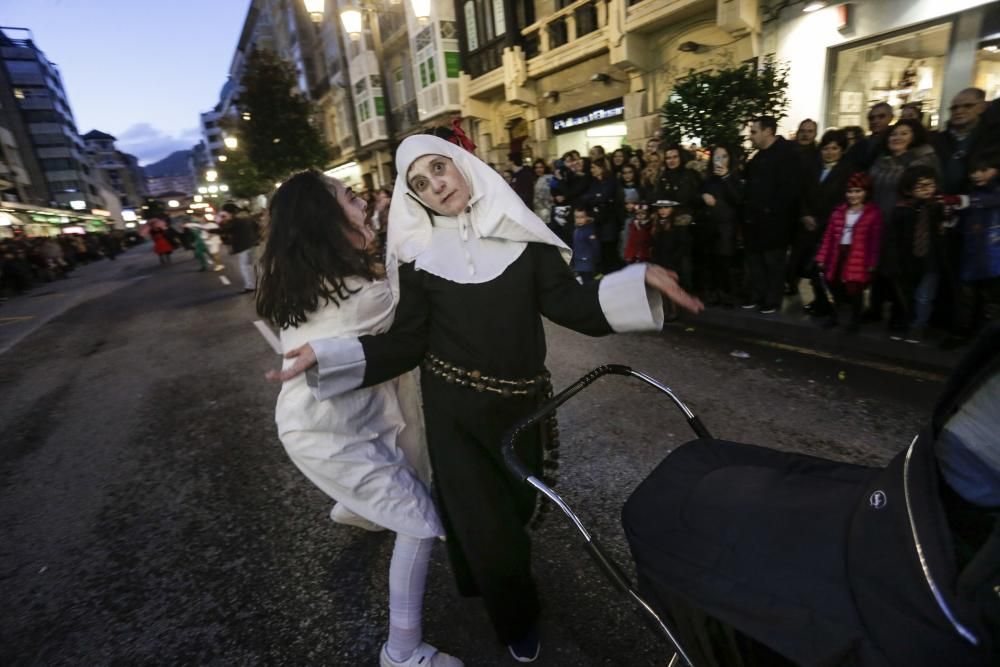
left=422, top=352, right=551, bottom=397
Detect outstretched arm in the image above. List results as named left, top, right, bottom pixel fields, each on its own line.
left=266, top=264, right=429, bottom=397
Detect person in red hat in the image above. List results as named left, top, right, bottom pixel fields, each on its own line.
left=815, top=172, right=883, bottom=331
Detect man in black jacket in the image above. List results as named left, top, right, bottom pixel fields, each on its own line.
left=218, top=202, right=259, bottom=293
left=743, top=116, right=801, bottom=313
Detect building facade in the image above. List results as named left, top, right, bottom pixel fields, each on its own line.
left=205, top=0, right=998, bottom=189
left=764, top=0, right=999, bottom=135
left=0, top=28, right=105, bottom=210
left=83, top=130, right=147, bottom=212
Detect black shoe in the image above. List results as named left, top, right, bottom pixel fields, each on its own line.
left=508, top=626, right=540, bottom=663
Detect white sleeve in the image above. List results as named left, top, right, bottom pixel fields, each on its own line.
left=598, top=263, right=664, bottom=333
left=304, top=337, right=367, bottom=400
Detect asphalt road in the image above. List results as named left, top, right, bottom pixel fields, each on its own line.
left=0, top=248, right=942, bottom=666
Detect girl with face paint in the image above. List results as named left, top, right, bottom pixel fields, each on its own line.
left=269, top=135, right=702, bottom=661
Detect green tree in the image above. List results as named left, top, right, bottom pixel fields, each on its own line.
left=219, top=48, right=330, bottom=198
left=660, top=56, right=791, bottom=149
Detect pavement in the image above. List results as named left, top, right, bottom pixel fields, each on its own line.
left=682, top=294, right=964, bottom=375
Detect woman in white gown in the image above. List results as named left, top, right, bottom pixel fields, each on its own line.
left=256, top=170, right=461, bottom=667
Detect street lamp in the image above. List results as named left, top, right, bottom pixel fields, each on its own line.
left=340, top=8, right=363, bottom=41
left=303, top=0, right=325, bottom=22
left=410, top=0, right=431, bottom=25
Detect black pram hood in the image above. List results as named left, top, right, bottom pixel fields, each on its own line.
left=622, top=326, right=999, bottom=667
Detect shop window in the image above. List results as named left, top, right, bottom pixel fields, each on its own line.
left=827, top=22, right=951, bottom=130
left=464, top=2, right=479, bottom=51
left=974, top=40, right=1000, bottom=101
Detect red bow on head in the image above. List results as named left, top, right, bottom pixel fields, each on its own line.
left=450, top=117, right=477, bottom=154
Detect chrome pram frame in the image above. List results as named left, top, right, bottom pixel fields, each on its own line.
left=502, top=364, right=711, bottom=667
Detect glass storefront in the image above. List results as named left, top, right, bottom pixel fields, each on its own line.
left=975, top=40, right=1000, bottom=101
left=827, top=22, right=952, bottom=130
left=551, top=99, right=627, bottom=158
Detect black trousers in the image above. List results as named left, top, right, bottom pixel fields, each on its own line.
left=421, top=374, right=544, bottom=643
left=746, top=247, right=787, bottom=308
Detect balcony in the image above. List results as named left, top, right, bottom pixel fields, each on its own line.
left=466, top=36, right=505, bottom=80
left=520, top=0, right=609, bottom=76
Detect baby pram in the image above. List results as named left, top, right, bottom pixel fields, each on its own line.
left=502, top=329, right=999, bottom=667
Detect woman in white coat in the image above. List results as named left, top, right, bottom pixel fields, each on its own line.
left=256, top=170, right=461, bottom=667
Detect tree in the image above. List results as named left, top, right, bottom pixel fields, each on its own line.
left=219, top=48, right=331, bottom=198
left=660, top=56, right=791, bottom=149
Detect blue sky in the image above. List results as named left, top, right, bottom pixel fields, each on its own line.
left=2, top=0, right=248, bottom=164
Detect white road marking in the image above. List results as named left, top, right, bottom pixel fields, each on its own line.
left=253, top=320, right=283, bottom=355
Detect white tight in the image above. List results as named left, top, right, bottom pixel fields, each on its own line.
left=385, top=533, right=435, bottom=662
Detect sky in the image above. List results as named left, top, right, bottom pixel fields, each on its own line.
left=2, top=0, right=249, bottom=165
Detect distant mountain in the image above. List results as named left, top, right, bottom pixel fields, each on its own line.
left=144, top=150, right=192, bottom=178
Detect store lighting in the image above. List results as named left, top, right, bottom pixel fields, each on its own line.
left=69, top=200, right=86, bottom=210
left=242, top=112, right=252, bottom=121
left=224, top=136, right=238, bottom=150
left=411, top=0, right=431, bottom=25
left=205, top=213, right=215, bottom=221
left=198, top=186, right=208, bottom=194
left=218, top=155, right=228, bottom=162
left=168, top=200, right=180, bottom=208
left=341, top=8, right=363, bottom=41
left=125, top=222, right=136, bottom=229
left=206, top=169, right=218, bottom=182
left=220, top=184, right=230, bottom=192
left=209, top=185, right=219, bottom=193
left=121, top=210, right=137, bottom=221
left=802, top=1, right=826, bottom=12
left=303, top=0, right=325, bottom=22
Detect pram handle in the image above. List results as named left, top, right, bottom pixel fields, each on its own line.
left=503, top=364, right=710, bottom=483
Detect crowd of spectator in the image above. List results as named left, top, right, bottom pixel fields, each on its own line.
left=494, top=87, right=1000, bottom=348
left=0, top=231, right=131, bottom=299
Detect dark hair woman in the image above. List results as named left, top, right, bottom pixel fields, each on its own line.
left=700, top=144, right=744, bottom=305
left=792, top=128, right=856, bottom=316
left=256, top=169, right=462, bottom=667
left=653, top=143, right=702, bottom=290
left=583, top=156, right=622, bottom=273
left=257, top=170, right=379, bottom=329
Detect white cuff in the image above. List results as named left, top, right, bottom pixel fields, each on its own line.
left=598, top=263, right=664, bottom=332
left=305, top=337, right=366, bottom=400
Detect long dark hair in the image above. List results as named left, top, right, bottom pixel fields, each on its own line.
left=256, top=170, right=377, bottom=329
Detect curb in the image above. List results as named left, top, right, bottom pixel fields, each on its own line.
left=685, top=305, right=963, bottom=373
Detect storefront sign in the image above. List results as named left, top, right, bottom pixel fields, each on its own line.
left=551, top=100, right=624, bottom=134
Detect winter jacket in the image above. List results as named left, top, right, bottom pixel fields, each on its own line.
left=960, top=182, right=1000, bottom=281
left=933, top=119, right=1000, bottom=195
left=802, top=158, right=855, bottom=232
left=882, top=199, right=950, bottom=279
left=816, top=202, right=882, bottom=284
left=701, top=173, right=744, bottom=256
left=582, top=176, right=620, bottom=243
left=868, top=144, right=941, bottom=225
left=533, top=174, right=554, bottom=224
left=654, top=166, right=702, bottom=225
left=225, top=215, right=260, bottom=254
left=571, top=222, right=601, bottom=273
left=623, top=216, right=653, bottom=263
left=743, top=136, right=802, bottom=250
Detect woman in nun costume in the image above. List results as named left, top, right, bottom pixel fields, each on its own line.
left=270, top=134, right=703, bottom=662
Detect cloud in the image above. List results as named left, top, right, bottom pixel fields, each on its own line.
left=114, top=124, right=202, bottom=166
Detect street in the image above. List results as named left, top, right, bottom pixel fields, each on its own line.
left=0, top=248, right=940, bottom=667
